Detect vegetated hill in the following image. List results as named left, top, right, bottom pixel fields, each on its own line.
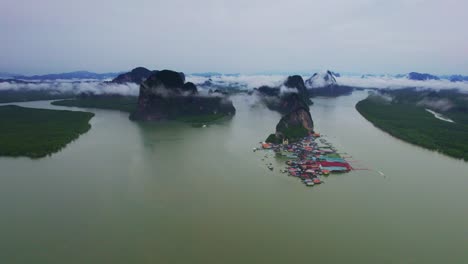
left=52, top=94, right=138, bottom=113
left=356, top=92, right=468, bottom=161
left=0, top=89, right=73, bottom=103
left=378, top=88, right=468, bottom=124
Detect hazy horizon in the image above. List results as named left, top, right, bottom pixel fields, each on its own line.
left=1, top=0, right=467, bottom=75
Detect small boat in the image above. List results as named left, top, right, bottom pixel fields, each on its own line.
left=305, top=181, right=315, bottom=187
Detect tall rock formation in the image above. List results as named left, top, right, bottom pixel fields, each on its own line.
left=273, top=106, right=314, bottom=142
left=261, top=75, right=314, bottom=143
left=255, top=75, right=312, bottom=114
left=130, top=70, right=235, bottom=121
left=284, top=75, right=313, bottom=105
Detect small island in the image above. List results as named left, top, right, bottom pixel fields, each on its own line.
left=256, top=75, right=315, bottom=143
left=0, top=105, right=94, bottom=158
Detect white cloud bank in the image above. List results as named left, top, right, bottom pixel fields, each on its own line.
left=2, top=73, right=468, bottom=96
left=0, top=81, right=139, bottom=96
left=186, top=74, right=285, bottom=90
left=188, top=74, right=468, bottom=93
left=337, top=76, right=468, bottom=92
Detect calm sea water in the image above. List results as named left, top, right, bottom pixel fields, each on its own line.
left=1, top=92, right=467, bottom=263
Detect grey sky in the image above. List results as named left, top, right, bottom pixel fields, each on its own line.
left=1, top=0, right=467, bottom=75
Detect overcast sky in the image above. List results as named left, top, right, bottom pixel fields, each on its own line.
left=1, top=0, right=467, bottom=75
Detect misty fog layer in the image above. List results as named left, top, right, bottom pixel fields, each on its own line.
left=0, top=81, right=139, bottom=96
left=2, top=74, right=468, bottom=96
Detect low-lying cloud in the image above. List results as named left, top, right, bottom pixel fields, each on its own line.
left=337, top=76, right=468, bottom=92
left=279, top=85, right=298, bottom=95
left=0, top=81, right=139, bottom=96
left=188, top=74, right=468, bottom=93
left=417, top=98, right=454, bottom=112
left=186, top=74, right=285, bottom=90
left=2, top=73, right=468, bottom=97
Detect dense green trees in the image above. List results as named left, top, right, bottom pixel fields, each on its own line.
left=356, top=97, right=468, bottom=161
left=52, top=96, right=138, bottom=113
left=52, top=97, right=229, bottom=123
left=0, top=105, right=94, bottom=158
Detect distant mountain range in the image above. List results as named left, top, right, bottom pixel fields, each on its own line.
left=0, top=71, right=122, bottom=80
left=189, top=72, right=223, bottom=77
left=406, top=72, right=440, bottom=81
left=402, top=72, right=468, bottom=82
left=446, top=75, right=468, bottom=82
left=361, top=72, right=468, bottom=82
left=1, top=69, right=468, bottom=84
left=0, top=72, right=18, bottom=79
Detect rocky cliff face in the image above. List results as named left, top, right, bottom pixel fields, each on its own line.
left=277, top=93, right=310, bottom=114
left=130, top=70, right=235, bottom=121
left=275, top=107, right=314, bottom=140
left=284, top=75, right=312, bottom=105
left=261, top=75, right=314, bottom=143
left=256, top=75, right=312, bottom=114
left=284, top=75, right=307, bottom=94
left=112, top=67, right=155, bottom=84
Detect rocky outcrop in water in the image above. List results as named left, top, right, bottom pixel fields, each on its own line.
left=255, top=75, right=312, bottom=114
left=261, top=75, right=314, bottom=143
left=272, top=106, right=314, bottom=142
left=130, top=70, right=235, bottom=121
